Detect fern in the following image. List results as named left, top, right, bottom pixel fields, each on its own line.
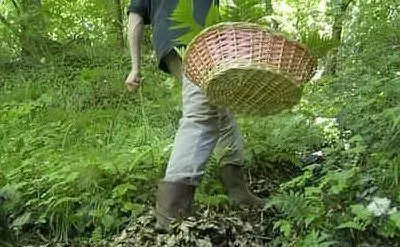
left=298, top=230, right=335, bottom=247
left=170, top=0, right=202, bottom=44
left=222, top=0, right=266, bottom=23
left=170, top=0, right=220, bottom=45
left=300, top=30, right=339, bottom=59
left=91, top=226, right=103, bottom=244
left=266, top=190, right=324, bottom=227
left=205, top=2, right=220, bottom=27
left=171, top=0, right=333, bottom=59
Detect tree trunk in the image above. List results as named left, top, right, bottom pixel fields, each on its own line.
left=326, top=16, right=343, bottom=75
left=19, top=0, right=46, bottom=57
left=326, top=0, right=353, bottom=75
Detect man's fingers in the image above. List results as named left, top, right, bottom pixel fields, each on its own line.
left=125, top=81, right=140, bottom=92
left=125, top=71, right=141, bottom=92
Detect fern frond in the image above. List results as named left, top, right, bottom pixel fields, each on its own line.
left=205, top=2, right=220, bottom=27
left=300, top=30, right=339, bottom=58
left=170, top=0, right=220, bottom=45
left=170, top=0, right=202, bottom=44
left=298, top=230, right=335, bottom=247
left=170, top=1, right=199, bottom=30
left=267, top=190, right=324, bottom=226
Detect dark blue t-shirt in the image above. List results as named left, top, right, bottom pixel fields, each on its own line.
left=128, top=0, right=218, bottom=73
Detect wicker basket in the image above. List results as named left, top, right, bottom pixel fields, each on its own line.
left=182, top=22, right=317, bottom=115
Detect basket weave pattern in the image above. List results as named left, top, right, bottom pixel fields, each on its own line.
left=182, top=22, right=317, bottom=115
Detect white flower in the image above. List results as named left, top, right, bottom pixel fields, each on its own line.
left=314, top=117, right=337, bottom=125
left=84, top=22, right=95, bottom=31
left=367, top=197, right=391, bottom=217
left=312, top=151, right=324, bottom=157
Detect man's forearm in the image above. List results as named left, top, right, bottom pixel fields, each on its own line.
left=127, top=13, right=143, bottom=71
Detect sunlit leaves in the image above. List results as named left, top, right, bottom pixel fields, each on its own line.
left=300, top=29, right=339, bottom=58
left=170, top=0, right=219, bottom=45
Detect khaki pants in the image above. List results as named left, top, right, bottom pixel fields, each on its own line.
left=164, top=76, right=244, bottom=185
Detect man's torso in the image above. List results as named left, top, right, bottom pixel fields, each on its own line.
left=129, top=0, right=218, bottom=72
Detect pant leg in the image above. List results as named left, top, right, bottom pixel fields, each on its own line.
left=214, top=108, right=245, bottom=167
left=164, top=76, right=221, bottom=185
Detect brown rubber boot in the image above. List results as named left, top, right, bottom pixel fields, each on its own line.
left=220, top=165, right=264, bottom=207
left=155, top=180, right=196, bottom=232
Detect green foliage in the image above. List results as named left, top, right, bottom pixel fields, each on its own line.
left=297, top=230, right=335, bottom=247
left=0, top=42, right=177, bottom=244
left=260, top=1, right=400, bottom=245
left=170, top=0, right=219, bottom=45
left=170, top=0, right=277, bottom=45
left=221, top=0, right=269, bottom=23
left=300, top=30, right=340, bottom=59
left=1, top=0, right=400, bottom=246
left=170, top=0, right=333, bottom=61
left=267, top=190, right=324, bottom=227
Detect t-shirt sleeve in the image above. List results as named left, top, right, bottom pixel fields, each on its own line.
left=128, top=0, right=151, bottom=25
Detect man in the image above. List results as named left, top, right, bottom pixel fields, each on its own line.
left=125, top=0, right=264, bottom=231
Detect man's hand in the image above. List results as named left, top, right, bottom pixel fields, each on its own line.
left=125, top=70, right=141, bottom=92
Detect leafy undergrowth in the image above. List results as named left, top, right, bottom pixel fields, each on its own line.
left=0, top=43, right=312, bottom=246
left=2, top=16, right=400, bottom=245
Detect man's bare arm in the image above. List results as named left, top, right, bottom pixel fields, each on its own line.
left=128, top=12, right=143, bottom=71
left=125, top=12, right=143, bottom=91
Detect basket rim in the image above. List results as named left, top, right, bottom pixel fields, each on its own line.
left=181, top=21, right=315, bottom=62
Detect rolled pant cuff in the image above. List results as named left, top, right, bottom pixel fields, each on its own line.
left=163, top=172, right=203, bottom=186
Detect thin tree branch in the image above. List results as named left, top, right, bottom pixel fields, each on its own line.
left=342, top=0, right=354, bottom=12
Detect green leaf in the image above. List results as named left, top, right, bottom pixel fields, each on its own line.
left=326, top=168, right=357, bottom=194
left=101, top=214, right=118, bottom=230
left=170, top=0, right=221, bottom=45
left=273, top=219, right=292, bottom=238
left=350, top=204, right=373, bottom=221
left=305, top=186, right=322, bottom=197
left=329, top=184, right=345, bottom=194
left=205, top=2, right=220, bottom=27
left=112, top=183, right=137, bottom=198
left=11, top=212, right=31, bottom=229
left=122, top=202, right=143, bottom=214
left=389, top=212, right=400, bottom=228
left=298, top=230, right=334, bottom=247
left=122, top=202, right=134, bottom=212
left=336, top=221, right=365, bottom=230
left=300, top=29, right=339, bottom=58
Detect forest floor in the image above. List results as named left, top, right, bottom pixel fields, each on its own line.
left=0, top=52, right=298, bottom=246
left=1, top=41, right=399, bottom=246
